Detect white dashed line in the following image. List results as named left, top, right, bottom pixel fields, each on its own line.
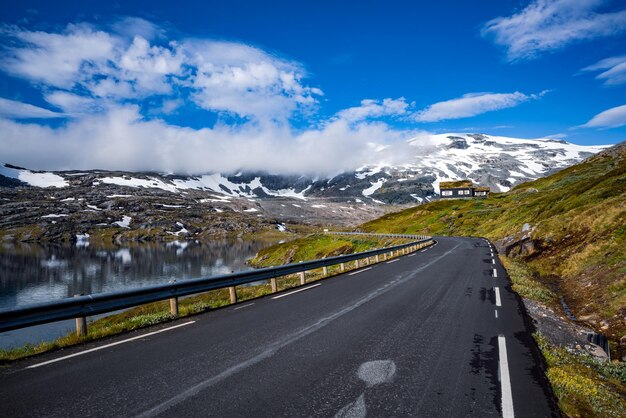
left=272, top=283, right=321, bottom=299
left=386, top=259, right=399, bottom=264
left=493, top=269, right=498, bottom=278
left=495, top=287, right=502, bottom=307
left=492, top=259, right=495, bottom=265
left=495, top=310, right=498, bottom=318
left=26, top=320, right=196, bottom=369
left=348, top=267, right=372, bottom=276
left=498, top=335, right=515, bottom=418
left=408, top=254, right=416, bottom=257
left=233, top=303, right=255, bottom=310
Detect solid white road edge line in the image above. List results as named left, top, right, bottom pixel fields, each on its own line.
left=386, top=259, right=399, bottom=264
left=348, top=267, right=372, bottom=276
left=272, top=283, right=322, bottom=299
left=493, top=269, right=498, bottom=278
left=495, top=287, right=502, bottom=307
left=26, top=321, right=196, bottom=369
left=498, top=335, right=515, bottom=418
left=233, top=303, right=255, bottom=310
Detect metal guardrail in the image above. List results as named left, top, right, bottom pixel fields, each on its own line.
left=325, top=231, right=429, bottom=240
left=0, top=236, right=433, bottom=335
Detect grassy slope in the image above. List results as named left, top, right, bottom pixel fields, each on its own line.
left=361, top=144, right=626, bottom=345
left=251, top=234, right=410, bottom=267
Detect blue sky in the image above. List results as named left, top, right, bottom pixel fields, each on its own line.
left=0, top=0, right=625, bottom=174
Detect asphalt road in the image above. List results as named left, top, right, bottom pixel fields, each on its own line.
left=0, top=236, right=560, bottom=417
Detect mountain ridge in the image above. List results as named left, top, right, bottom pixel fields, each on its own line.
left=1, top=133, right=608, bottom=204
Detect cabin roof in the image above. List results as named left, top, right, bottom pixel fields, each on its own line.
left=474, top=186, right=490, bottom=192
left=439, top=180, right=473, bottom=189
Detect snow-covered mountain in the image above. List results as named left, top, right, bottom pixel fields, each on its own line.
left=2, top=133, right=608, bottom=205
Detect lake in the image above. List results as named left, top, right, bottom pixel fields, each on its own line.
left=0, top=239, right=275, bottom=349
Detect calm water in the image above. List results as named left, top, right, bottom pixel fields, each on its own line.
left=0, top=239, right=274, bottom=349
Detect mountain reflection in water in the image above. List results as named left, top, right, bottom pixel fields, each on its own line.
left=0, top=239, right=274, bottom=311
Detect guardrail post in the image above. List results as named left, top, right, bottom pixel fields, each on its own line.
left=323, top=266, right=328, bottom=276
left=271, top=278, right=278, bottom=293
left=229, top=286, right=237, bottom=304
left=375, top=254, right=379, bottom=263
left=340, top=262, right=345, bottom=272
left=169, top=297, right=179, bottom=317
left=74, top=294, right=87, bottom=337
left=356, top=259, right=361, bottom=268
left=299, top=271, right=306, bottom=285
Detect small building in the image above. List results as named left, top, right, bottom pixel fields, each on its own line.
left=439, top=180, right=490, bottom=199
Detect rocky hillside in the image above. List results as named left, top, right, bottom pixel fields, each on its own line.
left=0, top=164, right=395, bottom=244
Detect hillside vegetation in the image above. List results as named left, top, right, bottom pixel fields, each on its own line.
left=362, top=144, right=626, bottom=348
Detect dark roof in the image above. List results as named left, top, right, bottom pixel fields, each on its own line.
left=439, top=180, right=473, bottom=189
left=474, top=186, right=490, bottom=192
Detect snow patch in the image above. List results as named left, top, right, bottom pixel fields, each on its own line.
left=362, top=178, right=386, bottom=196
left=76, top=233, right=90, bottom=247
left=18, top=171, right=68, bottom=188
left=113, top=215, right=132, bottom=228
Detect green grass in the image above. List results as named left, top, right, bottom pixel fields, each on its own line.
left=535, top=333, right=626, bottom=417
left=250, top=234, right=411, bottom=267
left=499, top=255, right=558, bottom=305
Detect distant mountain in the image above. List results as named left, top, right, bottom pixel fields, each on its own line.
left=2, top=133, right=608, bottom=205
left=0, top=133, right=609, bottom=243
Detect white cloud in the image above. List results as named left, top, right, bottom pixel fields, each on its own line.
left=581, top=55, right=626, bottom=85
left=580, top=104, right=626, bottom=128
left=44, top=91, right=101, bottom=113
left=185, top=40, right=322, bottom=121
left=0, top=105, right=418, bottom=175
left=0, top=97, right=65, bottom=119
left=1, top=23, right=117, bottom=88
left=0, top=20, right=321, bottom=121
left=414, top=91, right=543, bottom=122
left=335, top=98, right=410, bottom=122
left=482, top=0, right=626, bottom=61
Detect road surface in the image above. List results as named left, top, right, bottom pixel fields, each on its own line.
left=0, top=236, right=559, bottom=417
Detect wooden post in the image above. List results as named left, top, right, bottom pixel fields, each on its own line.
left=375, top=254, right=379, bottom=263
left=340, top=262, right=345, bottom=272
left=74, top=294, right=87, bottom=337
left=169, top=297, right=179, bottom=317
left=356, top=259, right=361, bottom=268
left=271, top=278, right=278, bottom=293
left=299, top=271, right=306, bottom=285
left=323, top=266, right=328, bottom=276
left=229, top=286, right=237, bottom=304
